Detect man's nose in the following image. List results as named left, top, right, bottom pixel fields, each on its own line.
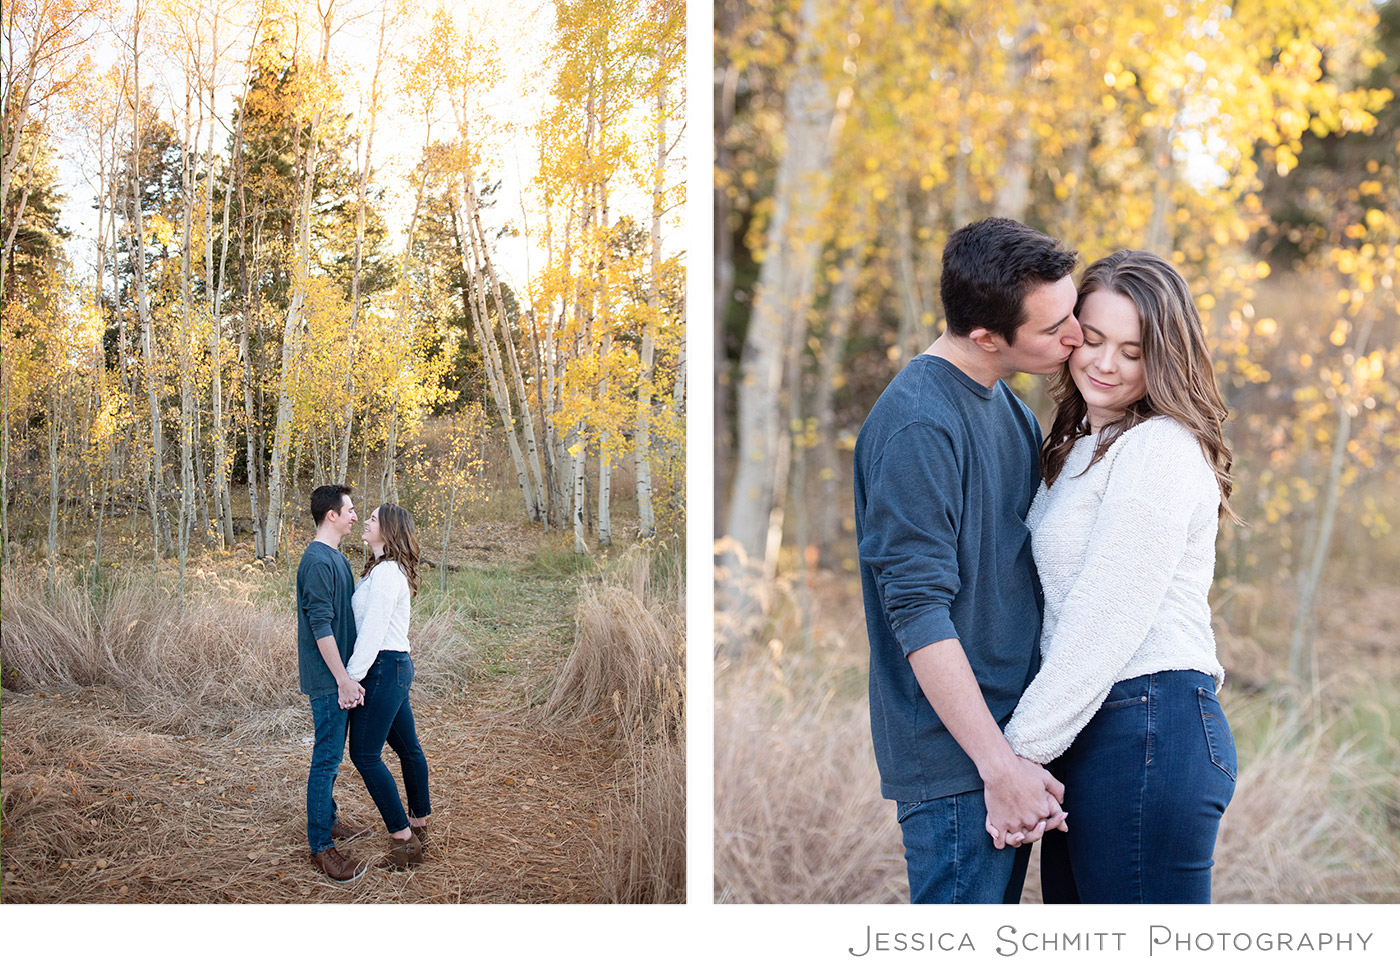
left=1063, top=316, right=1083, bottom=347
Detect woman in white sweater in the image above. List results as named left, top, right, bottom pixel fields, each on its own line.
left=347, top=503, right=432, bottom=869
left=997, top=250, right=1238, bottom=903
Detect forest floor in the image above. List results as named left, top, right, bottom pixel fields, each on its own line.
left=1, top=513, right=680, bottom=903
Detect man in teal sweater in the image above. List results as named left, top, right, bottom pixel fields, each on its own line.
left=297, top=484, right=370, bottom=882
left=855, top=218, right=1083, bottom=902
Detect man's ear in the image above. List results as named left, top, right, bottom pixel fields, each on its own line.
left=966, top=327, right=1001, bottom=353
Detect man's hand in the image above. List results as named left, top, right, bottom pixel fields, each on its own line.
left=982, top=757, right=1068, bottom=849
left=337, top=678, right=364, bottom=710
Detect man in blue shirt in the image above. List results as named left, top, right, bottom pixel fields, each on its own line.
left=297, top=484, right=371, bottom=883
left=854, top=218, right=1083, bottom=903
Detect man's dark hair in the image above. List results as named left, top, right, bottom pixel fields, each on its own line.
left=310, top=484, right=351, bottom=526
left=939, top=217, right=1078, bottom=344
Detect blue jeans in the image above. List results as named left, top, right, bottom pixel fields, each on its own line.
left=896, top=790, right=1032, bottom=903
left=1040, top=669, right=1237, bottom=903
left=307, top=693, right=350, bottom=855
left=349, top=652, right=431, bottom=834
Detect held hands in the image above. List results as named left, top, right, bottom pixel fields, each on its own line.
left=337, top=678, right=365, bottom=710
left=982, top=756, right=1068, bottom=850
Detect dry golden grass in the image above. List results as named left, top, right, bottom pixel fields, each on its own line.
left=714, top=572, right=908, bottom=904
left=1213, top=689, right=1400, bottom=904
left=1, top=531, right=686, bottom=903
left=2, top=574, right=302, bottom=737
left=713, top=567, right=1400, bottom=904
left=715, top=644, right=907, bottom=903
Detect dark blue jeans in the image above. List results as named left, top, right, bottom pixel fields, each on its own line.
left=1040, top=669, right=1237, bottom=903
left=307, top=692, right=349, bottom=855
left=348, top=652, right=431, bottom=834
left=896, top=790, right=1032, bottom=903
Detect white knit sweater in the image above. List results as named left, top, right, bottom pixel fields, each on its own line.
left=1003, top=416, right=1225, bottom=764
left=347, top=560, right=413, bottom=681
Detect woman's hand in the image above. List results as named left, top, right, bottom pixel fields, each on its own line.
left=985, top=800, right=1067, bottom=848
left=337, top=677, right=364, bottom=709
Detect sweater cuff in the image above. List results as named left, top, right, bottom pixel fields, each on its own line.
left=893, top=606, right=960, bottom=657
left=1004, top=727, right=1063, bottom=765
left=311, top=623, right=334, bottom=642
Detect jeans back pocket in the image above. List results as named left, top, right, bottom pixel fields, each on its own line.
left=1197, top=687, right=1237, bottom=781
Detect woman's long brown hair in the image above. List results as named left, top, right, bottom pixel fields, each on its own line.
left=1040, top=249, right=1238, bottom=522
left=361, top=503, right=421, bottom=597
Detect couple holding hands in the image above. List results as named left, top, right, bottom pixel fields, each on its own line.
left=295, top=485, right=432, bottom=883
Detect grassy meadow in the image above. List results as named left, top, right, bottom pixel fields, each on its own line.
left=714, top=561, right=1400, bottom=905
left=1, top=476, right=685, bottom=903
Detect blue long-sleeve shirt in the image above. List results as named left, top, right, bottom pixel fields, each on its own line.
left=296, top=540, right=358, bottom=698
left=854, top=355, right=1044, bottom=801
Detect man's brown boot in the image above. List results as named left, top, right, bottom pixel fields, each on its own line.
left=331, top=816, right=372, bottom=842
left=312, top=846, right=368, bottom=883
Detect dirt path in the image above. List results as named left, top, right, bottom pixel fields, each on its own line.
left=2, top=678, right=632, bottom=902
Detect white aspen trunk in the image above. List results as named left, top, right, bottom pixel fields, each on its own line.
left=2, top=116, right=44, bottom=303
left=670, top=303, right=685, bottom=428
left=598, top=332, right=612, bottom=547
left=993, top=15, right=1036, bottom=221
left=571, top=437, right=588, bottom=554
left=264, top=8, right=332, bottom=559
left=207, top=11, right=250, bottom=548
left=454, top=186, right=538, bottom=522
left=1144, top=107, right=1181, bottom=255
left=1, top=372, right=10, bottom=568
left=636, top=76, right=666, bottom=537
left=239, top=312, right=263, bottom=557
left=596, top=140, right=612, bottom=547
left=337, top=2, right=389, bottom=483
left=381, top=401, right=399, bottom=505
left=952, top=99, right=972, bottom=227
left=813, top=242, right=858, bottom=564
left=47, top=387, right=62, bottom=592
left=721, top=0, right=835, bottom=649
left=893, top=191, right=923, bottom=362
left=1288, top=317, right=1377, bottom=680
left=714, top=57, right=738, bottom=497
left=467, top=186, right=547, bottom=520
left=127, top=11, right=166, bottom=566
left=0, top=56, right=40, bottom=265
left=178, top=54, right=199, bottom=586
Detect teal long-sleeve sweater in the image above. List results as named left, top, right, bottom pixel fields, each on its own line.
left=854, top=355, right=1045, bottom=802
left=295, top=540, right=358, bottom=698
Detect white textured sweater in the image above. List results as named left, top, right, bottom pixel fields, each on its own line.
left=347, top=560, right=413, bottom=681
left=1003, top=416, right=1225, bottom=764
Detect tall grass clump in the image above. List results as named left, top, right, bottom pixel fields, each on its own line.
left=408, top=607, right=483, bottom=695
left=2, top=572, right=301, bottom=736
left=543, top=541, right=686, bottom=902
left=542, top=542, right=685, bottom=742
left=714, top=574, right=907, bottom=904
